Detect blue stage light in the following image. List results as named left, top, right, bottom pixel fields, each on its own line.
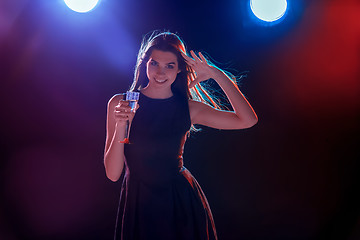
left=250, top=0, right=287, bottom=22
left=64, top=0, right=100, bottom=13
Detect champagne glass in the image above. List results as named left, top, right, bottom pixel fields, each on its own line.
left=120, top=91, right=139, bottom=144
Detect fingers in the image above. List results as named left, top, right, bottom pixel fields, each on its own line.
left=183, top=51, right=208, bottom=69
left=198, top=52, right=207, bottom=63
left=182, top=50, right=211, bottom=89
left=114, top=101, right=131, bottom=122
left=181, top=51, right=192, bottom=62
left=115, top=100, right=133, bottom=110
left=118, top=99, right=129, bottom=106
left=190, top=50, right=202, bottom=63
left=115, top=105, right=131, bottom=113
left=182, top=50, right=202, bottom=64
left=114, top=101, right=140, bottom=122
left=181, top=52, right=196, bottom=69
left=114, top=109, right=131, bottom=119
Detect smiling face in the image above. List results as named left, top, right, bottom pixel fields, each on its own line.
left=145, top=49, right=180, bottom=93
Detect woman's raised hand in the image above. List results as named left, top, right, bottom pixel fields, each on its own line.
left=114, top=100, right=138, bottom=127
left=181, top=50, right=219, bottom=88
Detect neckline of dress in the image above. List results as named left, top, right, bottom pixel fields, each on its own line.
left=140, top=91, right=175, bottom=101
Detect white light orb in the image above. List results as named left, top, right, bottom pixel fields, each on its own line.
left=250, top=0, right=287, bottom=22
left=64, top=0, right=100, bottom=13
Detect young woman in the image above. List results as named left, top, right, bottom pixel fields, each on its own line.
left=104, top=31, right=258, bottom=240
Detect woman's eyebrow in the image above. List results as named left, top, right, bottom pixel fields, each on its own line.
left=150, top=58, right=176, bottom=65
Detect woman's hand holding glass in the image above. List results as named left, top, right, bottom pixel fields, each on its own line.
left=114, top=100, right=137, bottom=126
left=114, top=93, right=139, bottom=144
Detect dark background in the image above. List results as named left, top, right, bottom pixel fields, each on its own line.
left=1, top=0, right=359, bottom=239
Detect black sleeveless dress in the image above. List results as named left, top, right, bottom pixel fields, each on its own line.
left=114, top=92, right=217, bottom=240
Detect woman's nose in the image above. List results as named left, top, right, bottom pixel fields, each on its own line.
left=156, top=67, right=165, bottom=75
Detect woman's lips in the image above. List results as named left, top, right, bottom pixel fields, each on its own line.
left=154, top=78, right=167, bottom=83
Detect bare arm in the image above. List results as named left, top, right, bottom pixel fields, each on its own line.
left=184, top=51, right=258, bottom=130
left=104, top=94, right=132, bottom=182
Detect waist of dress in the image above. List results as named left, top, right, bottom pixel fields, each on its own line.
left=125, top=165, right=187, bottom=187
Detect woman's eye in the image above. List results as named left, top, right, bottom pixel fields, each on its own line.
left=167, top=65, right=174, bottom=69
left=150, top=61, right=157, bottom=66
